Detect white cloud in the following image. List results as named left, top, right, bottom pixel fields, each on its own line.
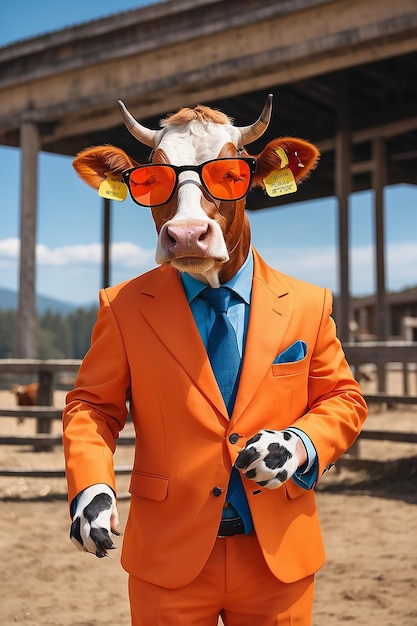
left=348, top=241, right=417, bottom=294
left=0, top=237, right=416, bottom=304
left=257, top=244, right=338, bottom=291
left=0, top=237, right=20, bottom=258
left=0, top=238, right=156, bottom=304
left=0, top=238, right=154, bottom=269
left=110, top=242, right=154, bottom=268
left=256, top=240, right=417, bottom=296
left=386, top=242, right=417, bottom=291
left=36, top=242, right=103, bottom=266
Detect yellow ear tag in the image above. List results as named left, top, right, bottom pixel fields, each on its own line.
left=98, top=175, right=128, bottom=202
left=275, top=146, right=289, bottom=169
left=263, top=167, right=297, bottom=197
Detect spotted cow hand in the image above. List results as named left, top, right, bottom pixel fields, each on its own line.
left=235, top=429, right=306, bottom=489
left=70, top=484, right=120, bottom=558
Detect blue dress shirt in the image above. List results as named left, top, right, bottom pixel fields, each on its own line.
left=181, top=251, right=318, bottom=530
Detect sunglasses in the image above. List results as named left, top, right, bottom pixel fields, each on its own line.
left=122, top=157, right=256, bottom=207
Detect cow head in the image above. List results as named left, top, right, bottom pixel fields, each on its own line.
left=73, top=95, right=319, bottom=286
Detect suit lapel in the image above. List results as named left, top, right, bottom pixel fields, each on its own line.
left=138, top=254, right=294, bottom=423
left=232, top=250, right=293, bottom=421
left=139, top=266, right=228, bottom=418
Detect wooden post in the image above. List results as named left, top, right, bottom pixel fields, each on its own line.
left=18, top=122, right=40, bottom=359
left=372, top=136, right=388, bottom=393
left=335, top=75, right=352, bottom=343
left=334, top=74, right=359, bottom=456
left=372, top=137, right=389, bottom=340
left=34, top=369, right=55, bottom=452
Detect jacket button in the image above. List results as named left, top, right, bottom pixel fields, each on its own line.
left=229, top=433, right=239, bottom=444
left=212, top=487, right=222, bottom=497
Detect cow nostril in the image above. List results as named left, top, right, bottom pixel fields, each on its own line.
left=198, top=225, right=209, bottom=241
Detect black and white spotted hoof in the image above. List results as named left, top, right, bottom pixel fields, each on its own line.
left=235, top=429, right=300, bottom=489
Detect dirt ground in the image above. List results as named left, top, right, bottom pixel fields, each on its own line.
left=0, top=378, right=416, bottom=626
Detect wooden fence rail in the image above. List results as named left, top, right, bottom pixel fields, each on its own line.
left=343, top=340, right=417, bottom=397
left=343, top=341, right=417, bottom=364
left=0, top=345, right=416, bottom=477
left=0, top=358, right=81, bottom=449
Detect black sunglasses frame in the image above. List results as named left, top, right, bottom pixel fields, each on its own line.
left=122, top=157, right=257, bottom=207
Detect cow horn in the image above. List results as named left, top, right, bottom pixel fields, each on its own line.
left=238, top=94, right=273, bottom=146
left=118, top=100, right=156, bottom=148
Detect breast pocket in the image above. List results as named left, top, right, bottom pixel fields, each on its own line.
left=270, top=357, right=309, bottom=424
left=271, top=355, right=308, bottom=378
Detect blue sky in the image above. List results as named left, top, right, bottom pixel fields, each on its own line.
left=1, top=1, right=416, bottom=305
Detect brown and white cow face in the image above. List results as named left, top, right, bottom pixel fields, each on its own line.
left=73, top=96, right=320, bottom=286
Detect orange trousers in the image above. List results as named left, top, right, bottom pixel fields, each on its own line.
left=128, top=533, right=315, bottom=625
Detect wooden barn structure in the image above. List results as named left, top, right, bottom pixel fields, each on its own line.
left=1, top=0, right=417, bottom=356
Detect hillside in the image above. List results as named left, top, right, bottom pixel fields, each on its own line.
left=0, top=287, right=93, bottom=315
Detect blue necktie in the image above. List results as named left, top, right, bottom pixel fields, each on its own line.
left=200, top=287, right=253, bottom=533
left=200, top=287, right=241, bottom=414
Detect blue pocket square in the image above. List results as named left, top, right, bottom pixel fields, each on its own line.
left=273, top=340, right=307, bottom=364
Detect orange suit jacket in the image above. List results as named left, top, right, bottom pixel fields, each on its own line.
left=63, top=248, right=367, bottom=588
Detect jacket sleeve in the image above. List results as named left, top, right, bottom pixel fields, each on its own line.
left=62, top=288, right=130, bottom=506
left=290, top=287, right=368, bottom=482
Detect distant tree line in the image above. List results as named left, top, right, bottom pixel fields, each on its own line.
left=0, top=306, right=98, bottom=359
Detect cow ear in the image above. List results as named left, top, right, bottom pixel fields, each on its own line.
left=73, top=145, right=139, bottom=190
left=252, top=138, right=320, bottom=186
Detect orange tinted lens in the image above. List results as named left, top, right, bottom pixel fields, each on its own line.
left=201, top=160, right=251, bottom=200
left=128, top=166, right=176, bottom=206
